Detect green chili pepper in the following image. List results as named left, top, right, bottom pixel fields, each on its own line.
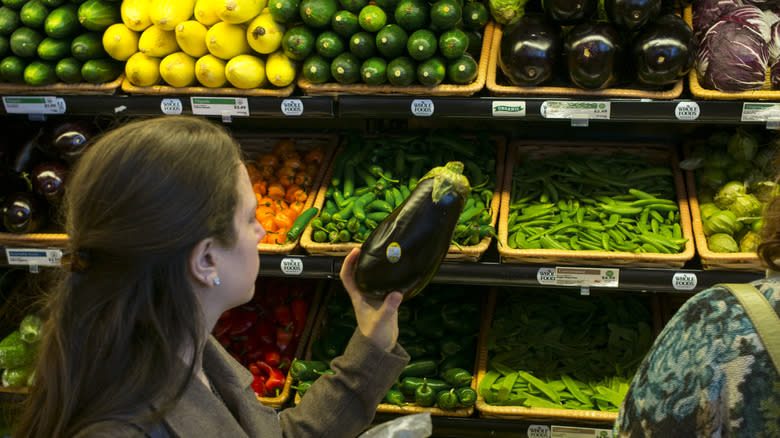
left=342, top=165, right=355, bottom=198
left=287, top=207, right=319, bottom=241
left=312, top=230, right=327, bottom=242
left=290, top=359, right=329, bottom=381
left=384, top=389, right=406, bottom=407
left=414, top=378, right=436, bottom=407
left=337, top=229, right=351, bottom=242
left=455, top=387, right=477, bottom=407
left=292, top=380, right=314, bottom=398
left=437, top=388, right=459, bottom=410
left=401, top=377, right=449, bottom=397
left=391, top=187, right=404, bottom=208
left=366, top=199, right=393, bottom=213
left=442, top=368, right=473, bottom=388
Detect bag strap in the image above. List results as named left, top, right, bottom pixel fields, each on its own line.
left=719, top=283, right=780, bottom=374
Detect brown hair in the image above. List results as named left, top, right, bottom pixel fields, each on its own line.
left=14, top=116, right=243, bottom=437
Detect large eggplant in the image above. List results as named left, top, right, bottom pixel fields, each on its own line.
left=605, top=0, right=661, bottom=31
left=632, top=14, right=694, bottom=87
left=31, top=162, right=68, bottom=203
left=44, top=120, right=94, bottom=164
left=354, top=162, right=470, bottom=300
left=2, top=192, right=46, bottom=234
left=564, top=22, right=626, bottom=89
left=499, top=15, right=561, bottom=86
left=542, top=0, right=597, bottom=25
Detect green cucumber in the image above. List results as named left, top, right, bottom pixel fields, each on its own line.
left=77, top=0, right=119, bottom=31
left=0, top=54, right=24, bottom=81
left=0, top=6, right=19, bottom=35
left=80, top=57, right=120, bottom=83
left=10, top=27, right=43, bottom=57
left=44, top=4, right=79, bottom=38
left=36, top=36, right=69, bottom=60
left=20, top=0, right=49, bottom=28
left=23, top=59, right=56, bottom=85
left=70, top=31, right=104, bottom=60
left=54, top=55, right=81, bottom=82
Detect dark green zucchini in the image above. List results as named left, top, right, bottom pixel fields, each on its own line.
left=354, top=161, right=470, bottom=300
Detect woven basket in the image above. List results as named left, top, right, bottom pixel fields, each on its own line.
left=297, top=22, right=494, bottom=96
left=486, top=25, right=683, bottom=99
left=0, top=232, right=68, bottom=248
left=299, top=135, right=505, bottom=262
left=497, top=141, right=695, bottom=268
left=121, top=78, right=295, bottom=97
left=0, top=74, right=123, bottom=95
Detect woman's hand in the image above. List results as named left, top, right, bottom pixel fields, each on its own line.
left=340, top=248, right=403, bottom=352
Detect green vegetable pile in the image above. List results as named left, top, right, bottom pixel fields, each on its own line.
left=310, top=132, right=497, bottom=247
left=507, top=151, right=687, bottom=253
left=299, top=284, right=481, bottom=410
left=0, top=313, right=41, bottom=388
left=479, top=290, right=653, bottom=411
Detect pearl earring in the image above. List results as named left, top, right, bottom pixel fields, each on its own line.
left=213, top=277, right=221, bottom=286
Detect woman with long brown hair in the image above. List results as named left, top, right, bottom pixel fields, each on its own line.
left=14, top=116, right=408, bottom=437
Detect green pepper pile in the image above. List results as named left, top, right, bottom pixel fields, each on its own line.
left=309, top=132, right=497, bottom=247
left=508, top=151, right=688, bottom=253
left=0, top=313, right=41, bottom=389
left=479, top=289, right=653, bottom=411
left=297, top=284, right=481, bottom=410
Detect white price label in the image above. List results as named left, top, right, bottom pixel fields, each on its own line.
left=540, top=101, right=610, bottom=120
left=675, top=101, right=700, bottom=120
left=672, top=272, right=698, bottom=291
left=3, top=96, right=66, bottom=114
left=537, top=267, right=557, bottom=285
left=551, top=425, right=612, bottom=438
left=5, top=248, right=62, bottom=267
left=161, top=98, right=183, bottom=115
left=741, top=103, right=780, bottom=122
left=281, top=99, right=304, bottom=116
left=280, top=257, right=303, bottom=275
left=411, top=99, right=434, bottom=117
left=190, top=97, right=249, bottom=117
left=528, top=425, right=551, bottom=438
left=537, top=267, right=619, bottom=288
left=492, top=100, right=526, bottom=117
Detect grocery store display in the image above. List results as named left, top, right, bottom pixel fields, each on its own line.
left=0, top=313, right=40, bottom=389
left=0, top=0, right=122, bottom=86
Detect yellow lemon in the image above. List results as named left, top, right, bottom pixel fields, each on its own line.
left=205, top=21, right=249, bottom=60
left=160, top=52, right=196, bottom=87
left=150, top=0, right=197, bottom=31
left=175, top=20, right=208, bottom=57
left=194, top=0, right=220, bottom=26
left=125, top=52, right=161, bottom=86
left=121, top=0, right=153, bottom=31
left=195, top=54, right=227, bottom=87
left=225, top=54, right=265, bottom=88
left=265, top=50, right=295, bottom=87
left=246, top=10, right=284, bottom=54
left=217, top=0, right=266, bottom=24
left=102, top=23, right=139, bottom=61
left=138, top=25, right=179, bottom=57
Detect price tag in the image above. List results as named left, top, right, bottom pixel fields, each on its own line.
left=411, top=99, right=434, bottom=117
left=190, top=97, right=249, bottom=117
left=675, top=101, right=700, bottom=120
left=280, top=257, right=303, bottom=275
left=527, top=425, right=551, bottom=438
left=492, top=100, right=526, bottom=117
left=536, top=267, right=619, bottom=288
left=540, top=101, right=610, bottom=120
left=741, top=103, right=780, bottom=122
left=551, top=425, right=612, bottom=438
left=5, top=248, right=62, bottom=267
left=161, top=98, right=183, bottom=115
left=281, top=98, right=304, bottom=116
left=3, top=96, right=66, bottom=114
left=672, top=272, right=698, bottom=291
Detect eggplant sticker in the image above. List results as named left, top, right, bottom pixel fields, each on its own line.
left=386, top=242, right=401, bottom=263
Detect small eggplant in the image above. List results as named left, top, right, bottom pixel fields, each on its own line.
left=31, top=162, right=68, bottom=202
left=499, top=14, right=561, bottom=86
left=605, top=0, right=661, bottom=31
left=564, top=22, right=626, bottom=89
left=2, top=192, right=46, bottom=234
left=46, top=121, right=94, bottom=163
left=355, top=162, right=470, bottom=300
left=632, top=14, right=695, bottom=87
left=542, top=0, right=597, bottom=25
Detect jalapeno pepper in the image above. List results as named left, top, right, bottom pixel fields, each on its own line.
left=455, top=387, right=477, bottom=407
left=292, top=380, right=314, bottom=398
left=290, top=359, right=329, bottom=381
left=287, top=207, right=319, bottom=241
left=437, top=388, right=459, bottom=410
left=415, top=378, right=436, bottom=407
left=401, top=377, right=449, bottom=397
left=441, top=367, right=473, bottom=388
left=385, top=388, right=406, bottom=407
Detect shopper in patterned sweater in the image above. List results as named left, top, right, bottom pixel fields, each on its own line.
left=615, top=190, right=780, bottom=437
left=13, top=116, right=409, bottom=438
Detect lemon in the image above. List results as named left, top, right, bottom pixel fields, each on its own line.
left=126, top=52, right=161, bottom=86
left=121, top=0, right=153, bottom=32
left=205, top=22, right=250, bottom=60
left=175, top=20, right=208, bottom=57
left=138, top=25, right=179, bottom=57
left=195, top=54, right=227, bottom=87
left=150, top=0, right=197, bottom=31
left=246, top=10, right=284, bottom=54
left=160, top=52, right=196, bottom=87
left=217, top=0, right=266, bottom=24
left=265, top=50, right=295, bottom=87
left=194, top=0, right=220, bottom=25
left=225, top=54, right=265, bottom=88
left=102, top=23, right=139, bottom=61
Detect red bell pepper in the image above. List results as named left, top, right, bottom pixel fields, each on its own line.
left=256, top=361, right=285, bottom=396
left=276, top=324, right=294, bottom=353
left=251, top=375, right=267, bottom=396
left=290, top=299, right=308, bottom=337
left=264, top=349, right=281, bottom=368
left=249, top=363, right=261, bottom=376
left=273, top=304, right=293, bottom=327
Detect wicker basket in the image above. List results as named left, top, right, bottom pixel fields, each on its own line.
left=121, top=78, right=295, bottom=97
left=497, top=141, right=695, bottom=268
left=0, top=232, right=68, bottom=248
left=0, top=74, right=124, bottom=95
left=486, top=25, right=683, bottom=99
left=299, top=135, right=505, bottom=262
left=297, top=22, right=494, bottom=96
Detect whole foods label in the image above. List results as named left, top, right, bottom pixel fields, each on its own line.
left=411, top=99, right=434, bottom=117
left=5, top=248, right=62, bottom=267
left=674, top=101, right=700, bottom=121
left=527, top=425, right=551, bottom=438
left=160, top=98, right=183, bottom=115
left=551, top=425, right=612, bottom=438
left=537, top=267, right=557, bottom=285
left=741, top=103, right=780, bottom=122
left=672, top=272, right=697, bottom=291
left=540, top=101, right=610, bottom=120
left=537, top=267, right=619, bottom=288
left=190, top=97, right=249, bottom=117
left=492, top=100, right=526, bottom=117
left=280, top=257, right=303, bottom=275
left=386, top=242, right=401, bottom=263
left=3, top=96, right=66, bottom=114
left=281, top=99, right=304, bottom=116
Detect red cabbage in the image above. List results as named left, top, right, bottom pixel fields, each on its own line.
left=771, top=58, right=780, bottom=87
left=693, top=0, right=743, bottom=43
left=770, top=20, right=780, bottom=62
left=727, top=5, right=771, bottom=42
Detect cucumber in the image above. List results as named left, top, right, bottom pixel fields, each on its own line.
left=10, top=27, right=43, bottom=57
left=0, top=6, right=18, bottom=35
left=44, top=4, right=79, bottom=38
left=0, top=34, right=7, bottom=56
left=0, top=54, right=24, bottom=81
left=20, top=0, right=49, bottom=28
left=70, top=31, right=104, bottom=60
left=400, top=359, right=438, bottom=378
left=55, top=55, right=81, bottom=82
left=77, top=0, right=119, bottom=31
left=41, top=0, right=66, bottom=7
left=24, top=59, right=57, bottom=85
left=37, top=36, right=69, bottom=60
left=1, top=0, right=26, bottom=11
left=80, top=57, right=121, bottom=83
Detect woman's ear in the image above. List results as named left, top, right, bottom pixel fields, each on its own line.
left=190, top=237, right=218, bottom=287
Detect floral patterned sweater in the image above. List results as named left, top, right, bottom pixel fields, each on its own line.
left=615, top=275, right=780, bottom=437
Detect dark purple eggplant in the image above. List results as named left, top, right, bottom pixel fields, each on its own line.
left=11, top=131, right=45, bottom=174
left=632, top=14, right=694, bottom=87
left=564, top=22, right=626, bottom=89
left=2, top=192, right=46, bottom=234
left=542, top=0, right=597, bottom=25
left=354, top=162, right=470, bottom=300
left=46, top=121, right=94, bottom=163
left=31, top=162, right=68, bottom=202
left=499, top=15, right=561, bottom=86
left=605, top=0, right=661, bottom=31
